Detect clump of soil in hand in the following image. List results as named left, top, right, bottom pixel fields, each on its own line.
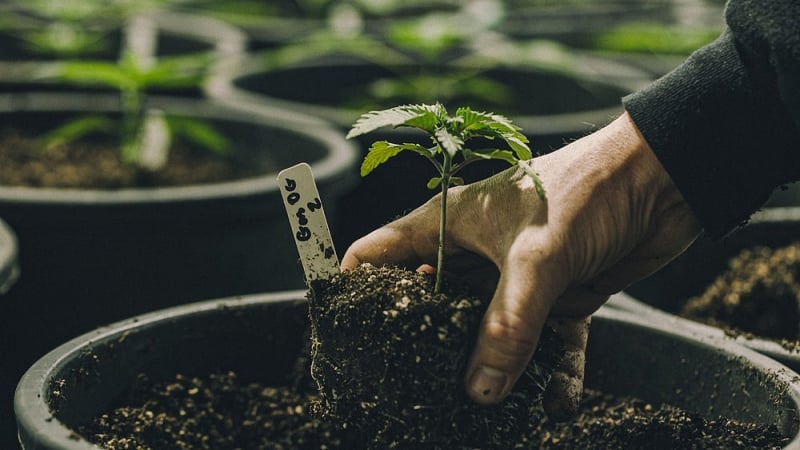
left=0, top=129, right=258, bottom=189
left=680, top=242, right=800, bottom=343
left=307, top=263, right=564, bottom=449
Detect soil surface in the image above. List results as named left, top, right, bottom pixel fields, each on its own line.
left=680, top=242, right=800, bottom=349
left=0, top=129, right=259, bottom=188
left=77, top=371, right=790, bottom=450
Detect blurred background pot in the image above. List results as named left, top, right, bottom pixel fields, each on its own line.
left=621, top=207, right=800, bottom=372
left=0, top=91, right=358, bottom=448
left=497, top=0, right=725, bottom=77
left=208, top=50, right=650, bottom=246
left=0, top=11, right=245, bottom=95
left=14, top=292, right=800, bottom=449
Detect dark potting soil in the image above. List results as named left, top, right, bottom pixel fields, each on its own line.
left=680, top=242, right=800, bottom=349
left=0, top=129, right=259, bottom=189
left=77, top=371, right=790, bottom=450
left=73, top=264, right=789, bottom=449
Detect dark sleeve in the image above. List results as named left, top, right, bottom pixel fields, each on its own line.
left=622, top=0, right=800, bottom=238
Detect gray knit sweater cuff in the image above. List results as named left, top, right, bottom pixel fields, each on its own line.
left=623, top=30, right=800, bottom=238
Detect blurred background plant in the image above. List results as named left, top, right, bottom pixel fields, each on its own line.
left=0, top=0, right=178, bottom=59
left=30, top=14, right=228, bottom=172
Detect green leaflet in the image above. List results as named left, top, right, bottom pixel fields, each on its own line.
left=41, top=115, right=117, bottom=150
left=360, top=141, right=431, bottom=176
left=434, top=127, right=463, bottom=158
left=518, top=159, right=547, bottom=200
left=166, top=116, right=230, bottom=155
left=347, top=103, right=443, bottom=139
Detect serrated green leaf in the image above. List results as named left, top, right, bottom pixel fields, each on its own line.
left=456, top=107, right=492, bottom=130
left=449, top=177, right=464, bottom=186
left=487, top=113, right=521, bottom=134
left=347, top=104, right=433, bottom=139
left=41, top=114, right=118, bottom=149
left=435, top=127, right=463, bottom=158
left=518, top=160, right=547, bottom=200
left=404, top=103, right=446, bottom=131
left=501, top=134, right=532, bottom=160
left=427, top=177, right=442, bottom=190
left=463, top=148, right=518, bottom=165
left=361, top=141, right=431, bottom=176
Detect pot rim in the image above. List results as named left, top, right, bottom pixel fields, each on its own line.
left=151, top=10, right=246, bottom=57
left=206, top=50, right=652, bottom=135
left=14, top=290, right=307, bottom=450
left=0, top=91, right=358, bottom=206
left=15, top=291, right=800, bottom=449
left=614, top=206, right=800, bottom=366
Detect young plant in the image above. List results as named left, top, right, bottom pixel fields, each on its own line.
left=346, top=103, right=545, bottom=293
left=39, top=48, right=227, bottom=172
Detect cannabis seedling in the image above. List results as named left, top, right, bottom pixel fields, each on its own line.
left=346, top=103, right=545, bottom=293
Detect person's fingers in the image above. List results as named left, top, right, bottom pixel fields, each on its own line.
left=542, top=316, right=590, bottom=421
left=464, top=240, right=570, bottom=405
left=340, top=212, right=437, bottom=271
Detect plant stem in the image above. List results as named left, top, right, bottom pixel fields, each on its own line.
left=120, top=85, right=142, bottom=165
left=434, top=152, right=452, bottom=294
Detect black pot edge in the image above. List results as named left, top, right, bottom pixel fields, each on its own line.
left=13, top=290, right=308, bottom=450
left=608, top=291, right=800, bottom=365
left=0, top=91, right=359, bottom=207
left=599, top=301, right=800, bottom=449
left=612, top=206, right=800, bottom=371
left=150, top=10, right=246, bottom=57
left=0, top=216, right=20, bottom=294
left=15, top=291, right=800, bottom=450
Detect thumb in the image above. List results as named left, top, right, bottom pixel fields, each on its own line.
left=464, top=246, right=568, bottom=405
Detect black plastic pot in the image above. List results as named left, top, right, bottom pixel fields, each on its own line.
left=15, top=292, right=800, bottom=449
left=497, top=1, right=724, bottom=77
left=0, top=11, right=245, bottom=95
left=622, top=207, right=800, bottom=372
left=175, top=0, right=463, bottom=52
left=208, top=53, right=649, bottom=246
left=209, top=52, right=648, bottom=141
left=0, top=91, right=357, bottom=449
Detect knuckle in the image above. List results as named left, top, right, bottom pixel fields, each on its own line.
left=481, top=310, right=538, bottom=358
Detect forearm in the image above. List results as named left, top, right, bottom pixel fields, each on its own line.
left=623, top=0, right=800, bottom=238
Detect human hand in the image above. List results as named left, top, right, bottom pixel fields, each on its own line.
left=341, top=112, right=701, bottom=419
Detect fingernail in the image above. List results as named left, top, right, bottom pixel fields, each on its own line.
left=468, top=366, right=507, bottom=402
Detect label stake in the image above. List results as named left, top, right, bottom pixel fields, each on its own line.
left=278, top=163, right=340, bottom=283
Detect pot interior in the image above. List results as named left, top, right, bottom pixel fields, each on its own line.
left=16, top=293, right=800, bottom=448
left=625, top=210, right=800, bottom=313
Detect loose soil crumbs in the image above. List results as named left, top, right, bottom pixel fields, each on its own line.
left=680, top=242, right=800, bottom=350
left=77, top=371, right=789, bottom=450
left=0, top=129, right=259, bottom=188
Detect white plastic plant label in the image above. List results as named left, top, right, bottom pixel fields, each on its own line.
left=278, top=162, right=340, bottom=282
